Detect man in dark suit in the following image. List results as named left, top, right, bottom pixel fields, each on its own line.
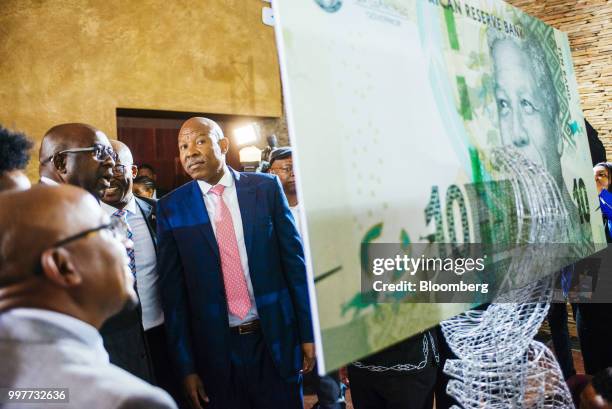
left=101, top=140, right=181, bottom=403
left=157, top=117, right=315, bottom=409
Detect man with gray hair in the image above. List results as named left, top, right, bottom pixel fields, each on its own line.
left=488, top=25, right=586, bottom=385
left=489, top=29, right=564, bottom=190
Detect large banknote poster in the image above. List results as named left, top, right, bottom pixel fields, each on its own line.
left=273, top=0, right=606, bottom=372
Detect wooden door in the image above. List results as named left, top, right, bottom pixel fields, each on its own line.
left=118, top=121, right=188, bottom=192
left=117, top=113, right=251, bottom=191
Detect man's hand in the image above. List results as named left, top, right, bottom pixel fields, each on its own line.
left=183, top=373, right=209, bottom=409
left=301, top=342, right=316, bottom=374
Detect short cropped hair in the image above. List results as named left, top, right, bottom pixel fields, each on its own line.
left=0, top=126, right=33, bottom=173
left=138, top=163, right=155, bottom=174
left=133, top=176, right=156, bottom=190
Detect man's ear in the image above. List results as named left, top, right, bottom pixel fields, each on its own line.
left=40, top=248, right=82, bottom=288
left=52, top=154, right=68, bottom=175
left=131, top=165, right=138, bottom=179
left=219, top=138, right=229, bottom=155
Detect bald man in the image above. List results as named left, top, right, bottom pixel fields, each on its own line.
left=157, top=117, right=314, bottom=409
left=101, top=141, right=181, bottom=403
left=0, top=185, right=176, bottom=409
left=38, top=123, right=116, bottom=199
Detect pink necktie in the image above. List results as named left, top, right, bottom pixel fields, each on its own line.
left=209, top=184, right=252, bottom=320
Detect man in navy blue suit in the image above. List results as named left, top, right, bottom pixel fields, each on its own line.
left=157, top=117, right=315, bottom=409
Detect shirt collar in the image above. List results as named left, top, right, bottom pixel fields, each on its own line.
left=40, top=176, right=59, bottom=186
left=6, top=308, right=108, bottom=359
left=100, top=196, right=137, bottom=216
left=197, top=165, right=233, bottom=195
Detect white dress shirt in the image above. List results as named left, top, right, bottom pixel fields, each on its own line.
left=40, top=176, right=59, bottom=186
left=101, top=198, right=164, bottom=331
left=197, top=166, right=259, bottom=326
left=290, top=205, right=303, bottom=236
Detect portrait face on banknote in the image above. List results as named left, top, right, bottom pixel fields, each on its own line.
left=491, top=37, right=563, bottom=188
left=487, top=29, right=594, bottom=245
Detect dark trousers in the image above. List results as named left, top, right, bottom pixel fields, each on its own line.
left=208, top=329, right=302, bottom=409
left=146, top=325, right=186, bottom=408
left=304, top=367, right=345, bottom=409
left=576, top=303, right=612, bottom=375
left=434, top=325, right=459, bottom=409
left=348, top=367, right=436, bottom=409
left=547, top=303, right=577, bottom=380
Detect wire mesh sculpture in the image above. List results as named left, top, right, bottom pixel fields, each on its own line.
left=440, top=146, right=575, bottom=409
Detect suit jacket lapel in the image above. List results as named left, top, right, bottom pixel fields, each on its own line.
left=135, top=197, right=157, bottom=252
left=184, top=180, right=220, bottom=261
left=233, top=169, right=256, bottom=260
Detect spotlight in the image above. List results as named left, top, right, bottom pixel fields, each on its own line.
left=234, top=123, right=258, bottom=146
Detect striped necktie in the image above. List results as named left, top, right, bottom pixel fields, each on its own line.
left=113, top=209, right=136, bottom=278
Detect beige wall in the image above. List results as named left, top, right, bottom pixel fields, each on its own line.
left=507, top=0, right=612, bottom=155
left=0, top=0, right=282, bottom=179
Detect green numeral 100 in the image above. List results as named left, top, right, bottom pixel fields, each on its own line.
left=572, top=178, right=590, bottom=224
left=424, top=185, right=470, bottom=244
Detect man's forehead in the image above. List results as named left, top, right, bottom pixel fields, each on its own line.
left=93, top=130, right=111, bottom=145
left=495, top=42, right=534, bottom=78
left=273, top=157, right=293, bottom=165
left=180, top=125, right=213, bottom=137
left=110, top=142, right=132, bottom=164
left=0, top=186, right=105, bottom=239
left=116, top=151, right=132, bottom=165
left=63, top=128, right=109, bottom=148
left=179, top=129, right=217, bottom=145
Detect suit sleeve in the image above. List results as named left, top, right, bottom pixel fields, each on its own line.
left=157, top=201, right=196, bottom=377
left=271, top=177, right=314, bottom=343
left=600, top=189, right=612, bottom=219
left=118, top=391, right=178, bottom=409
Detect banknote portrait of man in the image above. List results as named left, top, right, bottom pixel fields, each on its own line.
left=487, top=27, right=590, bottom=245
left=489, top=31, right=563, bottom=190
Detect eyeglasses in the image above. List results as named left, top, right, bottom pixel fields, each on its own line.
left=270, top=166, right=294, bottom=174
left=42, top=143, right=118, bottom=164
left=51, top=217, right=128, bottom=248
left=112, top=164, right=129, bottom=176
